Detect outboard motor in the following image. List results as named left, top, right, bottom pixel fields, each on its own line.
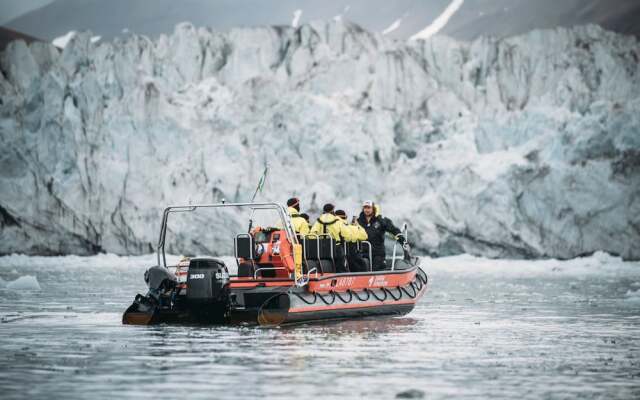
left=122, top=266, right=177, bottom=325
left=145, top=265, right=178, bottom=302
left=186, top=258, right=230, bottom=322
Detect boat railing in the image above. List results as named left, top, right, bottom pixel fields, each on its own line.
left=391, top=223, right=409, bottom=271
left=358, top=241, right=373, bottom=271
left=305, top=267, right=319, bottom=279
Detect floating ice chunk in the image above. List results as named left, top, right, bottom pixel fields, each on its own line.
left=625, top=289, right=640, bottom=303
left=90, top=36, right=101, bottom=43
left=291, top=9, right=302, bottom=28
left=52, top=30, right=77, bottom=48
left=6, top=276, right=41, bottom=291
left=410, top=0, right=464, bottom=40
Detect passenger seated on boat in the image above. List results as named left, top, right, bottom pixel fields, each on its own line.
left=334, top=210, right=368, bottom=272
left=310, top=203, right=351, bottom=273
left=300, top=213, right=310, bottom=226
left=286, top=197, right=310, bottom=235
left=302, top=234, right=336, bottom=274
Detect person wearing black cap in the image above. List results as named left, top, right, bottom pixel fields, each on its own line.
left=286, top=197, right=310, bottom=235
left=357, top=200, right=407, bottom=270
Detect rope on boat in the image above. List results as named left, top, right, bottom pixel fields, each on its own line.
left=316, top=290, right=336, bottom=305
left=288, top=269, right=428, bottom=306
left=383, top=286, right=403, bottom=301
left=400, top=282, right=418, bottom=298
left=369, top=287, right=388, bottom=302
left=291, top=291, right=318, bottom=305
left=351, top=288, right=370, bottom=302
left=334, top=289, right=353, bottom=303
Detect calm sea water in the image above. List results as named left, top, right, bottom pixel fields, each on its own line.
left=0, top=253, right=639, bottom=399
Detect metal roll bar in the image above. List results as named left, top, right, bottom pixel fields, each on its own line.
left=157, top=202, right=297, bottom=268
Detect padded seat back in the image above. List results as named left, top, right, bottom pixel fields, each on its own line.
left=304, top=237, right=319, bottom=260
left=318, top=237, right=334, bottom=260
left=320, top=260, right=335, bottom=274
left=235, top=234, right=254, bottom=259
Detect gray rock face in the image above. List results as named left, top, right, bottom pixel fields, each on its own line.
left=0, top=21, right=639, bottom=259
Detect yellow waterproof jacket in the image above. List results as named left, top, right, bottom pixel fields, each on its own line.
left=310, top=213, right=351, bottom=242
left=288, top=207, right=310, bottom=235
left=338, top=217, right=368, bottom=242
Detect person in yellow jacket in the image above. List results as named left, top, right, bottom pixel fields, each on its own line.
left=286, top=197, right=310, bottom=235
left=309, top=203, right=352, bottom=272
left=309, top=203, right=351, bottom=242
left=334, top=209, right=367, bottom=242
left=335, top=209, right=369, bottom=272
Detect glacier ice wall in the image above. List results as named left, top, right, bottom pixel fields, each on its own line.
left=0, top=21, right=639, bottom=259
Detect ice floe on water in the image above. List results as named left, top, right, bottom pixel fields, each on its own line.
left=423, top=251, right=640, bottom=278
left=0, top=251, right=637, bottom=278
left=625, top=288, right=640, bottom=303
left=4, top=275, right=41, bottom=291
left=0, top=253, right=239, bottom=276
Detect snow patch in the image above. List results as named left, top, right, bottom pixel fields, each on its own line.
left=291, top=9, right=302, bottom=28
left=410, top=0, right=464, bottom=40
left=6, top=276, right=41, bottom=291
left=52, top=30, right=76, bottom=48
left=90, top=35, right=101, bottom=43
left=382, top=18, right=402, bottom=35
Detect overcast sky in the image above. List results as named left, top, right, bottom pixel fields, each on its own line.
left=0, top=0, right=54, bottom=25
left=2, top=0, right=638, bottom=41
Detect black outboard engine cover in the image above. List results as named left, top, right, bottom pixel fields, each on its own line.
left=187, top=258, right=230, bottom=303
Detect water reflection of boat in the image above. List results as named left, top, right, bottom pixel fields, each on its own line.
left=122, top=202, right=428, bottom=326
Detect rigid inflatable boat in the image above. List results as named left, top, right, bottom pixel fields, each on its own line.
left=123, top=202, right=428, bottom=326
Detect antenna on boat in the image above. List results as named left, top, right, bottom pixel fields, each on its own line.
left=251, top=164, right=269, bottom=202
left=248, top=164, right=269, bottom=232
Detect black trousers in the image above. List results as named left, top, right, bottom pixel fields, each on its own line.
left=334, top=245, right=347, bottom=273
left=371, top=255, right=387, bottom=271
left=347, top=253, right=368, bottom=272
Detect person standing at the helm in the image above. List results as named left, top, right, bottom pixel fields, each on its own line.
left=357, top=200, right=407, bottom=271
left=286, top=197, right=310, bottom=236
